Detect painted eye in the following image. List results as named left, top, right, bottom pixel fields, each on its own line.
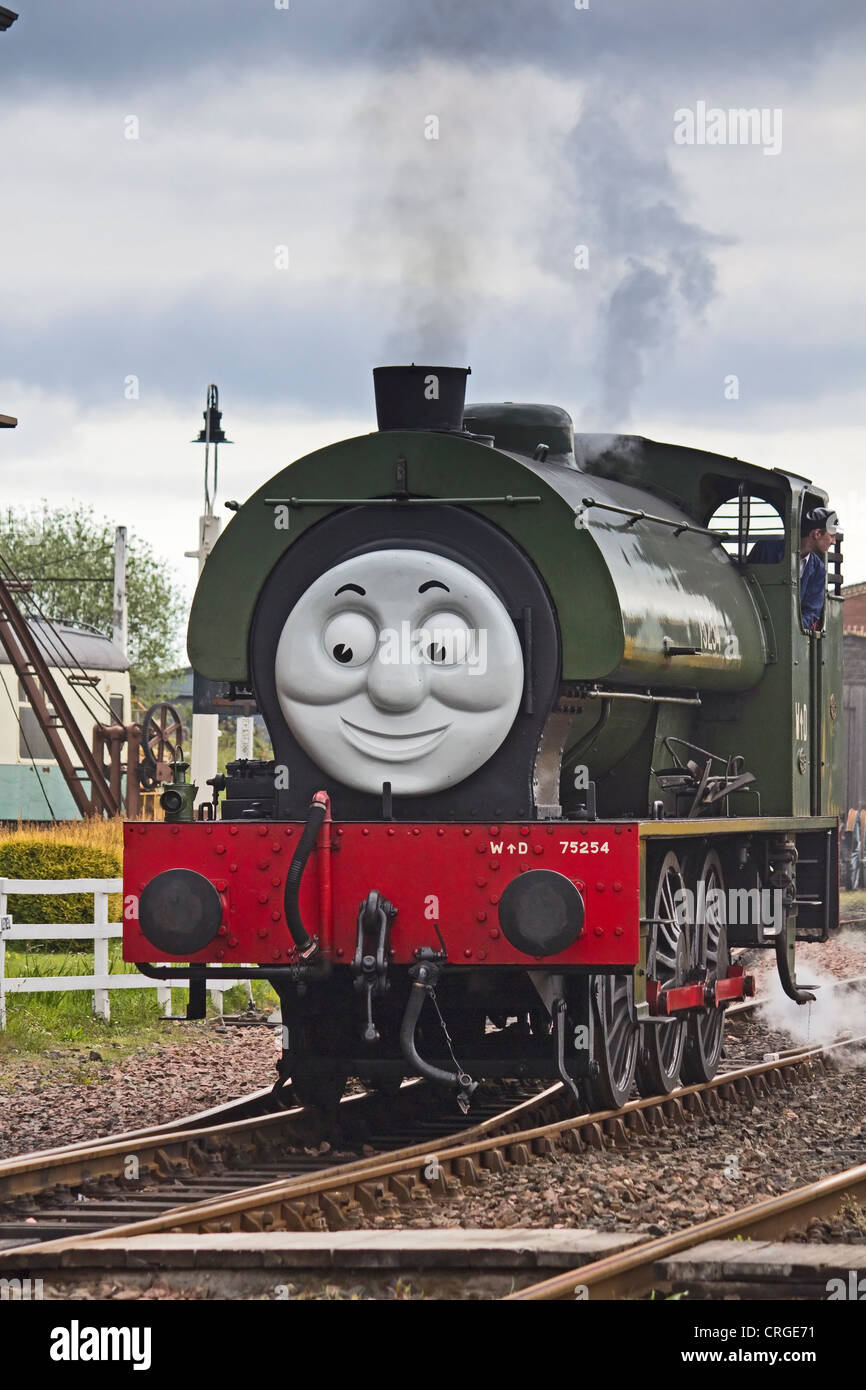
left=323, top=613, right=378, bottom=667
left=419, top=611, right=474, bottom=666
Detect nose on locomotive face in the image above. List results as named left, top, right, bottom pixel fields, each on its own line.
left=137, top=869, right=223, bottom=956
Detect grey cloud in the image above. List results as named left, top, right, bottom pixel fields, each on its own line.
left=4, top=281, right=863, bottom=430
left=3, top=0, right=864, bottom=88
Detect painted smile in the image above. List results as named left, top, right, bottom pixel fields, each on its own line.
left=340, top=718, right=451, bottom=761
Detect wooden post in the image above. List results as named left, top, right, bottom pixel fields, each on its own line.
left=0, top=879, right=7, bottom=1031
left=93, top=888, right=110, bottom=1021
left=124, top=723, right=142, bottom=819
left=190, top=514, right=222, bottom=808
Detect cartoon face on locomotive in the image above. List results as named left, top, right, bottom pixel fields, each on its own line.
left=125, top=365, right=842, bottom=1111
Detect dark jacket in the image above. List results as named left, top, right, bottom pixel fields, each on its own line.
left=747, top=538, right=826, bottom=631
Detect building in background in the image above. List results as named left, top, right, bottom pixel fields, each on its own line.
left=0, top=621, right=129, bottom=820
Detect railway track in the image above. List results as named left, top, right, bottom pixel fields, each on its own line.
left=0, top=1079, right=568, bottom=1244
left=0, top=968, right=816, bottom=1210
left=1, top=1028, right=863, bottom=1275
left=506, top=1159, right=866, bottom=1300
left=1, top=968, right=862, bottom=1281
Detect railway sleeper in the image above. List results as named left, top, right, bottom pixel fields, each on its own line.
left=297, top=1199, right=328, bottom=1232
left=453, top=1156, right=481, bottom=1185
left=318, top=1192, right=362, bottom=1228
left=481, top=1147, right=507, bottom=1175
left=183, top=1144, right=209, bottom=1176
left=603, top=1118, right=629, bottom=1146
left=423, top=1165, right=459, bottom=1198
left=151, top=1147, right=191, bottom=1179
left=354, top=1181, right=387, bottom=1214
left=80, top=1174, right=118, bottom=1196
left=279, top=1200, right=307, bottom=1231
left=531, top=1135, right=557, bottom=1160
left=239, top=1209, right=273, bottom=1232
left=560, top=1128, right=584, bottom=1153
left=389, top=1174, right=427, bottom=1204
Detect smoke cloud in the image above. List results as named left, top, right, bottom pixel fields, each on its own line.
left=560, top=93, right=728, bottom=427
left=356, top=33, right=728, bottom=422
left=757, top=961, right=866, bottom=1057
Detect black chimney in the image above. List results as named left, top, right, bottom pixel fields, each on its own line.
left=373, top=364, right=470, bottom=432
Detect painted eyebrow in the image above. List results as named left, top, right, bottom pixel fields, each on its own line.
left=334, top=583, right=366, bottom=596
left=418, top=580, right=450, bottom=593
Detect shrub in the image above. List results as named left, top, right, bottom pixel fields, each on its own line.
left=0, top=835, right=122, bottom=948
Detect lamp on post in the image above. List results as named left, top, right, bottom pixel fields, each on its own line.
left=186, top=386, right=236, bottom=805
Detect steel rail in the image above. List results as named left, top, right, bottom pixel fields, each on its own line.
left=0, top=1088, right=369, bottom=1201
left=0, top=1081, right=563, bottom=1206
left=2, top=1083, right=283, bottom=1168
left=3, top=1036, right=860, bottom=1267
left=5, top=972, right=863, bottom=1201
left=506, top=1159, right=866, bottom=1301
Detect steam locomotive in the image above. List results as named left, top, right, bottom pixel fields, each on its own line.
left=124, top=365, right=842, bottom=1111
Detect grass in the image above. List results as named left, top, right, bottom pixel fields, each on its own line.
left=0, top=817, right=277, bottom=1066
left=0, top=938, right=278, bottom=1074
left=0, top=816, right=124, bottom=856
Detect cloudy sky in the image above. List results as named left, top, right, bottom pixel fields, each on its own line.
left=1, top=1, right=864, bottom=641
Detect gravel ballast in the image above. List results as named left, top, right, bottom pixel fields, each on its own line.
left=0, top=1023, right=279, bottom=1160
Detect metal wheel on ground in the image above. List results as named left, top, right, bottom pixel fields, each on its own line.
left=681, top=848, right=728, bottom=1084
left=584, top=973, right=639, bottom=1111
left=636, top=849, right=690, bottom=1097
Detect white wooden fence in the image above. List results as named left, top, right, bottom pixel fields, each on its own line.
left=0, top=877, right=236, bottom=1029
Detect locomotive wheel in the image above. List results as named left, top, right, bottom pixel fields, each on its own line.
left=681, top=850, right=728, bottom=1084
left=584, top=974, right=639, bottom=1111
left=636, top=850, right=690, bottom=1097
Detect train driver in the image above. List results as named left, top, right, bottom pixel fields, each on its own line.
left=748, top=506, right=838, bottom=632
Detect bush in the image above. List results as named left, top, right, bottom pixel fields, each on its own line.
left=0, top=837, right=122, bottom=948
